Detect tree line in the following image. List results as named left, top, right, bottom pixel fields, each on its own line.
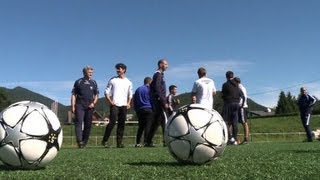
left=1, top=88, right=319, bottom=116
left=275, top=90, right=320, bottom=115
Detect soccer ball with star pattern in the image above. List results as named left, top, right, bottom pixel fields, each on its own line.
left=165, top=104, right=228, bottom=165
left=0, top=101, right=63, bottom=169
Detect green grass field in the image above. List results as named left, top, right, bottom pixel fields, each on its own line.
left=1, top=115, right=320, bottom=179
left=1, top=142, right=320, bottom=179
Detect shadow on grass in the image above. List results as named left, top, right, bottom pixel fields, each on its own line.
left=288, top=150, right=320, bottom=154
left=0, top=164, right=45, bottom=171
left=128, top=161, right=202, bottom=167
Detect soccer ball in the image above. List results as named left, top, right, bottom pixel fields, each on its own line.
left=0, top=101, right=63, bottom=169
left=165, top=104, right=228, bottom=165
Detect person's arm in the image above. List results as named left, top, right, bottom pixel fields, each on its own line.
left=104, top=79, right=114, bottom=106
left=212, top=81, right=216, bottom=96
left=239, top=89, right=245, bottom=108
left=127, top=81, right=133, bottom=109
left=168, top=95, right=173, bottom=112
left=89, top=94, right=98, bottom=109
left=71, top=94, right=76, bottom=113
left=191, top=81, right=197, bottom=103
left=153, top=72, right=167, bottom=107
left=309, top=95, right=317, bottom=107
left=71, top=81, right=78, bottom=113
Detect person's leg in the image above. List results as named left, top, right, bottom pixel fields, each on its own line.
left=135, top=110, right=144, bottom=145
left=116, top=106, right=127, bottom=147
left=143, top=109, right=154, bottom=145
left=146, top=106, right=161, bottom=146
left=302, top=113, right=313, bottom=142
left=74, top=105, right=85, bottom=147
left=231, top=103, right=239, bottom=143
left=82, top=108, right=94, bottom=145
left=102, top=106, right=118, bottom=145
left=160, top=107, right=168, bottom=145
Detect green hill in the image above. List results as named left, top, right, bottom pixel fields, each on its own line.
left=0, top=86, right=69, bottom=122
left=1, top=86, right=268, bottom=123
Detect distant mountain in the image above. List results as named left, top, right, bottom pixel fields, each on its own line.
left=0, top=86, right=69, bottom=122
left=1, top=86, right=269, bottom=123
left=173, top=92, right=268, bottom=114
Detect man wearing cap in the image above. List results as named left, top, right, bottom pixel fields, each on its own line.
left=297, top=87, right=317, bottom=142
left=71, top=66, right=99, bottom=148
left=102, top=63, right=133, bottom=148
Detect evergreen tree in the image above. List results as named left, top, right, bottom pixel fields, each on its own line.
left=275, top=91, right=299, bottom=115
left=275, top=91, right=289, bottom=114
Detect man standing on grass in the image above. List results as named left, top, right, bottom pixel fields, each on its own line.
left=71, top=66, right=99, bottom=149
left=133, top=77, right=153, bottom=147
left=145, top=59, right=169, bottom=147
left=221, top=71, right=243, bottom=145
left=297, top=87, right=317, bottom=142
left=101, top=63, right=133, bottom=148
left=234, top=77, right=249, bottom=145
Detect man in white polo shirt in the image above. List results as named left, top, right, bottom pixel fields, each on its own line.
left=101, top=63, right=133, bottom=148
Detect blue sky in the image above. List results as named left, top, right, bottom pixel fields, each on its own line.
left=1, top=0, right=320, bottom=108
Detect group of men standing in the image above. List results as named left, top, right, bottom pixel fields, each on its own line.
left=71, top=60, right=172, bottom=148
left=71, top=59, right=251, bottom=148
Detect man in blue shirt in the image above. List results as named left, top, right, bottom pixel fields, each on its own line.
left=71, top=66, right=99, bottom=148
left=133, top=77, right=153, bottom=147
left=298, top=87, right=317, bottom=142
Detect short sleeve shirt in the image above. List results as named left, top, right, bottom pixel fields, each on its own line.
left=192, top=77, right=216, bottom=110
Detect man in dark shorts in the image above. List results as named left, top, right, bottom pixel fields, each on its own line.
left=234, top=77, right=249, bottom=145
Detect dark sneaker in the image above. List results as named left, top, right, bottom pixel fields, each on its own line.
left=78, top=142, right=85, bottom=149
left=101, top=141, right=110, bottom=148
left=135, top=144, right=142, bottom=147
left=117, top=144, right=125, bottom=148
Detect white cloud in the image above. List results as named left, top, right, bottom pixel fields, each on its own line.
left=166, top=60, right=252, bottom=79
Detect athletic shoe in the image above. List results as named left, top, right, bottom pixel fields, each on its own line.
left=135, top=144, right=142, bottom=147
left=78, top=142, right=85, bottom=149
left=101, top=141, right=110, bottom=148
left=117, top=144, right=125, bottom=148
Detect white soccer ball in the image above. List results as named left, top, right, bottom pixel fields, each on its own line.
left=0, top=101, right=63, bottom=169
left=165, top=104, right=228, bottom=165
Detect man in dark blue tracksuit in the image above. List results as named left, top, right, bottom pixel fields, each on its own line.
left=71, top=66, right=99, bottom=148
left=298, top=87, right=317, bottom=142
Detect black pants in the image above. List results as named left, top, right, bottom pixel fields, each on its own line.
left=146, top=100, right=167, bottom=145
left=74, top=104, right=94, bottom=144
left=103, top=105, right=127, bottom=145
left=136, top=108, right=153, bottom=144
left=300, top=113, right=313, bottom=141
left=222, top=102, right=239, bottom=141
